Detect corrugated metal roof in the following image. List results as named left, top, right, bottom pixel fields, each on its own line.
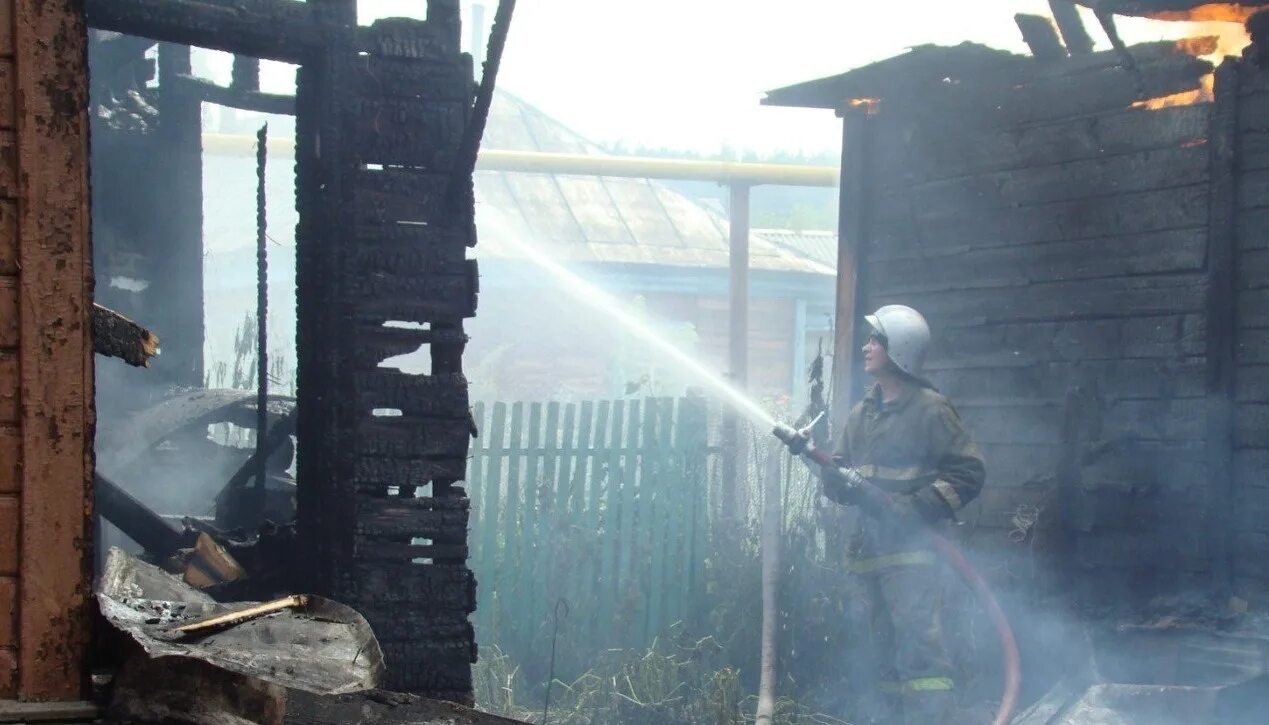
left=475, top=92, right=833, bottom=276
left=755, top=228, right=838, bottom=270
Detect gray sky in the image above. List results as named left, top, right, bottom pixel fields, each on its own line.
left=237, top=1, right=1229, bottom=155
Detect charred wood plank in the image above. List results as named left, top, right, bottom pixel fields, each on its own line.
left=337, top=561, right=475, bottom=608
left=1016, top=14, right=1068, bottom=61
left=92, top=303, right=159, bottom=367
left=874, top=184, right=1210, bottom=256
left=355, top=372, right=468, bottom=418
left=925, top=315, right=1205, bottom=369
left=886, top=52, right=1212, bottom=131
left=354, top=418, right=472, bottom=458
left=352, top=541, right=469, bottom=564
left=346, top=98, right=466, bottom=168
left=875, top=104, right=1209, bottom=184
left=350, top=56, right=473, bottom=102
left=353, top=455, right=467, bottom=488
left=883, top=143, right=1209, bottom=217
left=870, top=227, right=1207, bottom=293
left=355, top=17, right=460, bottom=61
left=1208, top=62, right=1240, bottom=599
left=1049, top=0, right=1095, bottom=56
left=872, top=274, right=1208, bottom=328
left=349, top=293, right=477, bottom=326
left=94, top=472, right=192, bottom=557
left=352, top=326, right=467, bottom=369
left=172, top=73, right=295, bottom=115
left=344, top=240, right=467, bottom=275
left=84, top=0, right=324, bottom=65
left=354, top=498, right=469, bottom=539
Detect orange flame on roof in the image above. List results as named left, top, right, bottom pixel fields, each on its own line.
left=848, top=97, right=881, bottom=115
left=1131, top=21, right=1251, bottom=110
left=1146, top=4, right=1259, bottom=23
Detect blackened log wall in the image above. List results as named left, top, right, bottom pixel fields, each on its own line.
left=856, top=54, right=1219, bottom=610
left=1232, top=55, right=1269, bottom=603
left=295, top=1, right=479, bottom=701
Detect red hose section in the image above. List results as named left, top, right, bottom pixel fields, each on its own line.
left=929, top=532, right=1021, bottom=725
left=802, top=445, right=1021, bottom=724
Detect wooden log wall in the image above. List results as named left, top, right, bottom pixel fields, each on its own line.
left=858, top=52, right=1219, bottom=609
left=294, top=0, right=480, bottom=702
left=0, top=0, right=94, bottom=700
left=1232, top=52, right=1269, bottom=604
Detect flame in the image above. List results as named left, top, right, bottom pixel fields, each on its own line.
left=1131, top=78, right=1212, bottom=110
left=1132, top=21, right=1251, bottom=110
left=1146, top=4, right=1259, bottom=23
left=848, top=97, right=881, bottom=115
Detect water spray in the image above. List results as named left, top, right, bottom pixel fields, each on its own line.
left=495, top=229, right=778, bottom=430
left=771, top=419, right=1021, bottom=725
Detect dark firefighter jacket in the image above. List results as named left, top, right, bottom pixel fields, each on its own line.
left=832, top=383, right=986, bottom=570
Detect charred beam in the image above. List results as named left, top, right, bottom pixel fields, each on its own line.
left=94, top=472, right=192, bottom=558
left=172, top=74, right=296, bottom=115
left=446, top=0, right=515, bottom=216
left=213, top=409, right=298, bottom=527
left=84, top=0, right=326, bottom=65
left=1049, top=0, right=1096, bottom=56
left=1016, top=14, right=1068, bottom=61
left=92, top=303, right=159, bottom=367
left=1206, top=59, right=1240, bottom=602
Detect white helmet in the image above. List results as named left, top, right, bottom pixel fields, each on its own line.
left=864, top=305, right=930, bottom=379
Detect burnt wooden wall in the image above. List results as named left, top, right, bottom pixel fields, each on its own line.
left=1233, top=55, right=1269, bottom=603
left=0, top=0, right=94, bottom=700
left=852, top=48, right=1221, bottom=610
left=294, top=1, right=480, bottom=701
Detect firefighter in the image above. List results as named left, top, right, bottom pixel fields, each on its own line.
left=822, top=305, right=985, bottom=724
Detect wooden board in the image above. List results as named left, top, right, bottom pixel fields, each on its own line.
left=882, top=144, right=1209, bottom=217
left=885, top=53, right=1210, bottom=132
left=0, top=203, right=13, bottom=276
left=873, top=184, right=1209, bottom=257
left=870, top=273, right=1207, bottom=328
left=876, top=103, right=1209, bottom=184
left=0, top=496, right=15, bottom=575
left=870, top=227, right=1206, bottom=294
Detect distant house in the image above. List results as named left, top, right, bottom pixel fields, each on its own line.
left=201, top=92, right=838, bottom=408
left=467, top=93, right=836, bottom=406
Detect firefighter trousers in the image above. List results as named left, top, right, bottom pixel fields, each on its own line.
left=851, top=556, right=955, bottom=724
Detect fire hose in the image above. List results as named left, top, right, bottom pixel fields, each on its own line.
left=772, top=421, right=1021, bottom=725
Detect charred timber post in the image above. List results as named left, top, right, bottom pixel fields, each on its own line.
left=1048, top=0, right=1095, bottom=56
left=1206, top=59, right=1239, bottom=602
left=255, top=124, right=268, bottom=491
left=1016, top=14, right=1068, bottom=61
left=721, top=183, right=751, bottom=521
left=446, top=0, right=516, bottom=218
left=155, top=43, right=205, bottom=387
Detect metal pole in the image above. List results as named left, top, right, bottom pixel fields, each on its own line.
left=255, top=123, right=268, bottom=490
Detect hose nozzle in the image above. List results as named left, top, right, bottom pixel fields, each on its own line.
left=772, top=411, right=823, bottom=455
